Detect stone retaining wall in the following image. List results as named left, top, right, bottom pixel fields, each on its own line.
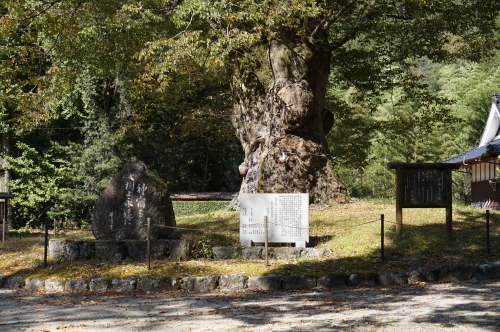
left=2, top=261, right=500, bottom=293
left=49, top=241, right=332, bottom=261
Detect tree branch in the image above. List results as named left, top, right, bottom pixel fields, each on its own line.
left=328, top=0, right=377, bottom=51
left=309, top=0, right=358, bottom=44
left=18, top=0, right=65, bottom=25
left=45, top=0, right=85, bottom=55
left=173, top=13, right=195, bottom=39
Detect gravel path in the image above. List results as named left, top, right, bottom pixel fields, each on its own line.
left=1, top=281, right=500, bottom=331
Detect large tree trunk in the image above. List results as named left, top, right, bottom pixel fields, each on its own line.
left=0, top=133, right=10, bottom=193
left=1, top=133, right=12, bottom=226
left=231, top=35, right=348, bottom=204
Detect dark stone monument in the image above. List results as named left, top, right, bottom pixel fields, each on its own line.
left=92, top=161, right=176, bottom=240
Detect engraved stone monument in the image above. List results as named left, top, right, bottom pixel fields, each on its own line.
left=240, top=193, right=309, bottom=247
left=92, top=161, right=176, bottom=240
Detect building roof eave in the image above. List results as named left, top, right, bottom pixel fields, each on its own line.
left=442, top=139, right=500, bottom=165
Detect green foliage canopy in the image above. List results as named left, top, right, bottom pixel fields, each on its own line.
left=0, top=0, right=498, bottom=225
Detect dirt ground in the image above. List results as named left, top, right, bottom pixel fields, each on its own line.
left=1, top=281, right=500, bottom=332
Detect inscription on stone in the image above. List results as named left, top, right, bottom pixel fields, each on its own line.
left=240, top=193, right=309, bottom=246
left=92, top=161, right=175, bottom=240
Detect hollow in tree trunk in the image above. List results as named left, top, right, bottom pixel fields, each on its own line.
left=231, top=36, right=348, bottom=204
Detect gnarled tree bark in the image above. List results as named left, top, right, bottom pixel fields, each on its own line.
left=231, top=32, right=348, bottom=204
left=0, top=133, right=10, bottom=193
left=1, top=132, right=12, bottom=225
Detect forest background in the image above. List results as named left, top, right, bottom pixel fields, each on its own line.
left=1, top=0, right=500, bottom=229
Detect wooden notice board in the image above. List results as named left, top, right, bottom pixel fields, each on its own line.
left=387, top=163, right=459, bottom=236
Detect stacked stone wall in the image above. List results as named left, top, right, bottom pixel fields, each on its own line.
left=3, top=261, right=500, bottom=293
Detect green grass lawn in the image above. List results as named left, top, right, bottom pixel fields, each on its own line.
left=1, top=199, right=499, bottom=281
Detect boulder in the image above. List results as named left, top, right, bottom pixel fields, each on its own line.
left=273, top=248, right=302, bottom=259
left=126, top=240, right=167, bottom=261
left=25, top=278, right=45, bottom=291
left=3, top=276, right=23, bottom=289
left=317, top=273, right=349, bottom=288
left=181, top=276, right=218, bottom=292
left=45, top=279, right=64, bottom=292
left=301, top=248, right=331, bottom=258
left=92, top=161, right=176, bottom=240
left=480, top=261, right=500, bottom=279
left=137, top=276, right=179, bottom=292
left=213, top=246, right=243, bottom=260
left=219, top=274, right=247, bottom=291
left=378, top=271, right=407, bottom=286
left=49, top=240, right=96, bottom=261
left=111, top=278, right=136, bottom=292
left=408, top=268, right=438, bottom=284
left=169, top=240, right=190, bottom=261
left=162, top=277, right=180, bottom=291
left=137, top=276, right=164, bottom=292
left=89, top=278, right=109, bottom=292
left=95, top=241, right=126, bottom=261
left=49, top=240, right=80, bottom=261
left=438, top=264, right=484, bottom=282
left=78, top=241, right=95, bottom=260
left=283, top=275, right=316, bottom=290
left=348, top=273, right=377, bottom=287
left=242, top=246, right=264, bottom=259
left=65, top=279, right=88, bottom=292
left=247, top=274, right=282, bottom=291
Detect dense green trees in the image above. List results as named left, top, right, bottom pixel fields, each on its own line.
left=0, top=1, right=499, bottom=226
left=325, top=9, right=500, bottom=202
left=329, top=49, right=500, bottom=201
left=0, top=0, right=243, bottom=227
left=157, top=0, right=497, bottom=204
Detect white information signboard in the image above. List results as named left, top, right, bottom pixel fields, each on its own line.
left=240, top=193, right=309, bottom=247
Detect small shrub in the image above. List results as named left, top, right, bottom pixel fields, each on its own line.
left=186, top=232, right=235, bottom=259
left=191, top=237, right=214, bottom=259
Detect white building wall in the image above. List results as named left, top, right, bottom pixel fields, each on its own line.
left=472, top=161, right=499, bottom=182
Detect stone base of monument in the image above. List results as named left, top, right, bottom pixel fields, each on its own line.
left=49, top=240, right=331, bottom=262
left=168, top=240, right=190, bottom=261
left=212, top=246, right=331, bottom=260
left=49, top=239, right=170, bottom=261
left=241, top=240, right=307, bottom=248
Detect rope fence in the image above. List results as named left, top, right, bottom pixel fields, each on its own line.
left=39, top=209, right=499, bottom=268
left=92, top=219, right=382, bottom=234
